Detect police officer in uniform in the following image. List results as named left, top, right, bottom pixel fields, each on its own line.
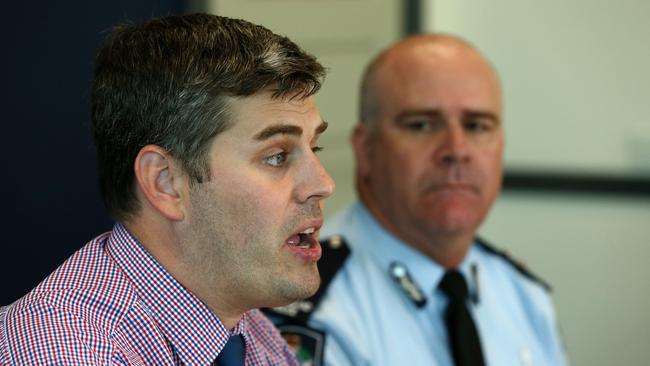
left=265, top=34, right=568, bottom=366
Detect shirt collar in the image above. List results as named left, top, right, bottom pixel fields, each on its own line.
left=106, top=223, right=247, bottom=365
left=349, top=202, right=480, bottom=299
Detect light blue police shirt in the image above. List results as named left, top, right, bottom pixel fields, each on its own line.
left=310, top=202, right=568, bottom=366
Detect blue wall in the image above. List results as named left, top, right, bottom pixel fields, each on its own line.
left=1, top=1, right=185, bottom=305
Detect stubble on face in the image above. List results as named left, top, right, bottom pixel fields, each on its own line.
left=182, top=177, right=323, bottom=312
left=175, top=94, right=331, bottom=313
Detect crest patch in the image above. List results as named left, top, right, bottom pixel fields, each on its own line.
left=278, top=324, right=325, bottom=366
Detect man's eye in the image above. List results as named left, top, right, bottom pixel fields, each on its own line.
left=264, top=152, right=288, bottom=167
left=464, top=119, right=491, bottom=133
left=404, top=120, right=432, bottom=132
left=312, top=145, right=324, bottom=153
left=399, top=116, right=444, bottom=133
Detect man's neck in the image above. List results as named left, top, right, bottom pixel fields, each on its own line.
left=123, top=216, right=246, bottom=330
left=359, top=198, right=474, bottom=269
left=416, top=234, right=474, bottom=269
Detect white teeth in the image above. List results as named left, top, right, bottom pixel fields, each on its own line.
left=300, top=227, right=315, bottom=235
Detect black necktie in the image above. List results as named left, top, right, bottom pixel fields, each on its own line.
left=439, top=270, right=486, bottom=366
left=215, top=334, right=246, bottom=366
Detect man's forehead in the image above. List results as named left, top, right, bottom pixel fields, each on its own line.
left=228, top=91, right=307, bottom=112
left=224, top=93, right=324, bottom=135
left=379, top=70, right=499, bottom=104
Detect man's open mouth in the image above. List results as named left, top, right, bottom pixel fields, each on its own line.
left=286, top=227, right=317, bottom=248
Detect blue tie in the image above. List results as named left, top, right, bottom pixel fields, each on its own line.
left=215, top=334, right=246, bottom=366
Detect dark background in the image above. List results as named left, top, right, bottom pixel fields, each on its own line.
left=1, top=1, right=185, bottom=305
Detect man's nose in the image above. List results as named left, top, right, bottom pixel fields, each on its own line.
left=435, top=126, right=471, bottom=166
left=298, top=155, right=336, bottom=203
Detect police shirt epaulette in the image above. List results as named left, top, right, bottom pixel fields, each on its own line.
left=476, top=237, right=552, bottom=292
left=263, top=234, right=351, bottom=324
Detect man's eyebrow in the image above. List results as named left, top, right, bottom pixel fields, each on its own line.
left=254, top=120, right=328, bottom=141
left=464, top=110, right=500, bottom=124
left=395, top=109, right=443, bottom=122
left=254, top=124, right=303, bottom=141
left=315, top=120, right=328, bottom=135
left=395, top=109, right=500, bottom=124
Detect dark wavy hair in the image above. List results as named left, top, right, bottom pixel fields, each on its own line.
left=91, top=13, right=325, bottom=221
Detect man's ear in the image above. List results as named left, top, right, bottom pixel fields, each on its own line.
left=133, top=145, right=186, bottom=221
left=351, top=123, right=373, bottom=178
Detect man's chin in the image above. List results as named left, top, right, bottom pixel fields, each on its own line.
left=291, top=272, right=321, bottom=300
left=266, top=273, right=321, bottom=308
left=419, top=206, right=482, bottom=235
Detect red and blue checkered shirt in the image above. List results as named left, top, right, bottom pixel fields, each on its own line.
left=0, top=223, right=299, bottom=365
